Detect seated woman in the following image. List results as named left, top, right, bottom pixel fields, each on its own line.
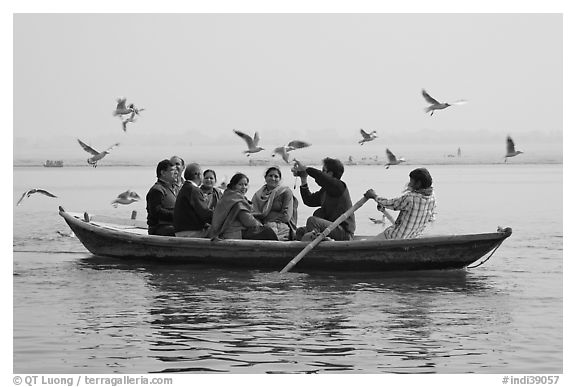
left=200, top=169, right=222, bottom=210
left=209, top=173, right=278, bottom=241
left=251, top=166, right=298, bottom=241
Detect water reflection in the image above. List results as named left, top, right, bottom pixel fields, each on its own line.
left=76, top=257, right=506, bottom=373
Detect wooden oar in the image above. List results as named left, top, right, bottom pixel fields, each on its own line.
left=280, top=196, right=369, bottom=273
left=382, top=209, right=395, bottom=224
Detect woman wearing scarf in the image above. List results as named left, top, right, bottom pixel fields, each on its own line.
left=209, top=173, right=277, bottom=240
left=251, top=166, right=298, bottom=241
left=364, top=168, right=437, bottom=239
left=200, top=169, right=222, bottom=210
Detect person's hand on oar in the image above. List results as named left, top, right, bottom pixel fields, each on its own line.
left=280, top=194, right=370, bottom=273
left=364, top=188, right=395, bottom=224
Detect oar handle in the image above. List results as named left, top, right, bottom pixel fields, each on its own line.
left=382, top=209, right=395, bottom=224
left=280, top=196, right=369, bottom=273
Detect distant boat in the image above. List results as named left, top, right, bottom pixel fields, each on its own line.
left=457, top=147, right=462, bottom=157
left=43, top=160, right=63, bottom=167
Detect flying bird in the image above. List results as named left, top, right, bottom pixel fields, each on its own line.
left=385, top=148, right=406, bottom=169
left=359, top=129, right=377, bottom=145
left=128, top=103, right=145, bottom=115
left=113, top=98, right=134, bottom=116
left=272, top=140, right=311, bottom=164
left=422, top=89, right=467, bottom=115
left=121, top=111, right=138, bottom=132
left=233, top=129, right=264, bottom=155
left=111, top=190, right=141, bottom=207
left=369, top=216, right=384, bottom=225
left=16, top=188, right=57, bottom=206
left=505, top=136, right=523, bottom=162
left=77, top=139, right=120, bottom=167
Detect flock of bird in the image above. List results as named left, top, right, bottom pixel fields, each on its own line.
left=16, top=89, right=524, bottom=207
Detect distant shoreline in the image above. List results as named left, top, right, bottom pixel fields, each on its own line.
left=12, top=160, right=563, bottom=168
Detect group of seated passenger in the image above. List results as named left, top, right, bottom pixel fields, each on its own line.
left=145, top=156, right=437, bottom=241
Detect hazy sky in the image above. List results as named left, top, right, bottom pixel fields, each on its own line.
left=12, top=12, right=563, bottom=164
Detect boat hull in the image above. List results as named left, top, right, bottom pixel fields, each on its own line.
left=60, top=208, right=512, bottom=272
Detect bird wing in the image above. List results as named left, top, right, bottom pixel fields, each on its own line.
left=116, top=98, right=127, bottom=110
left=36, top=189, right=57, bottom=198
left=386, top=148, right=397, bottom=162
left=287, top=140, right=311, bottom=150
left=422, top=89, right=440, bottom=105
left=507, top=136, right=516, bottom=153
left=77, top=139, right=100, bottom=155
left=116, top=190, right=130, bottom=199
left=273, top=146, right=286, bottom=154
left=360, top=128, right=370, bottom=139
left=234, top=130, right=254, bottom=147
left=450, top=99, right=468, bottom=105
left=104, top=142, right=120, bottom=154
left=16, top=190, right=30, bottom=206
left=253, top=132, right=261, bottom=146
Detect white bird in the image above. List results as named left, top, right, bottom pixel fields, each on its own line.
left=359, top=129, right=377, bottom=145
left=128, top=103, right=145, bottom=115
left=505, top=136, right=523, bottom=162
left=369, top=216, right=384, bottom=225
left=272, top=140, right=311, bottom=164
left=111, top=190, right=141, bottom=207
left=422, top=89, right=467, bottom=115
left=16, top=188, right=57, bottom=206
left=56, top=230, right=75, bottom=238
left=113, top=98, right=134, bottom=116
left=121, top=111, right=138, bottom=132
left=218, top=177, right=228, bottom=191
left=77, top=139, right=120, bottom=167
left=385, top=148, right=406, bottom=169
left=233, top=129, right=264, bottom=155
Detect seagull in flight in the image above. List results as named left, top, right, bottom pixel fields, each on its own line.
left=233, top=129, right=265, bottom=155
left=128, top=103, right=145, bottom=115
left=369, top=216, right=385, bottom=225
left=272, top=140, right=311, bottom=164
left=422, top=89, right=467, bottom=115
left=385, top=148, right=406, bottom=169
left=16, top=189, right=57, bottom=206
left=504, top=136, right=523, bottom=162
left=359, top=129, right=377, bottom=145
left=77, top=139, right=120, bottom=167
left=121, top=111, right=138, bottom=132
left=111, top=190, right=141, bottom=207
left=113, top=98, right=134, bottom=117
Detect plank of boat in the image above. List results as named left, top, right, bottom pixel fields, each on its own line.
left=69, top=211, right=148, bottom=233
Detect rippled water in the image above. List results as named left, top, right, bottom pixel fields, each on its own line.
left=12, top=164, right=563, bottom=373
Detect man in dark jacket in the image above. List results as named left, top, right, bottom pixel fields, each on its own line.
left=173, top=163, right=214, bottom=237
left=146, top=159, right=178, bottom=236
left=292, top=157, right=355, bottom=241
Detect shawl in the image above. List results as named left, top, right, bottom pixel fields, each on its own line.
left=200, top=186, right=222, bottom=210
left=251, top=184, right=298, bottom=234
left=209, top=189, right=252, bottom=239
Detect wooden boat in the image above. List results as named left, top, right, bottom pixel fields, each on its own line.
left=59, top=206, right=512, bottom=272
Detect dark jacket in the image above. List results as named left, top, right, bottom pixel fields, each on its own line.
left=173, top=181, right=214, bottom=232
left=300, top=167, right=356, bottom=235
left=146, top=179, right=177, bottom=229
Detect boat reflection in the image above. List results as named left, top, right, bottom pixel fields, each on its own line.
left=76, top=257, right=506, bottom=373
